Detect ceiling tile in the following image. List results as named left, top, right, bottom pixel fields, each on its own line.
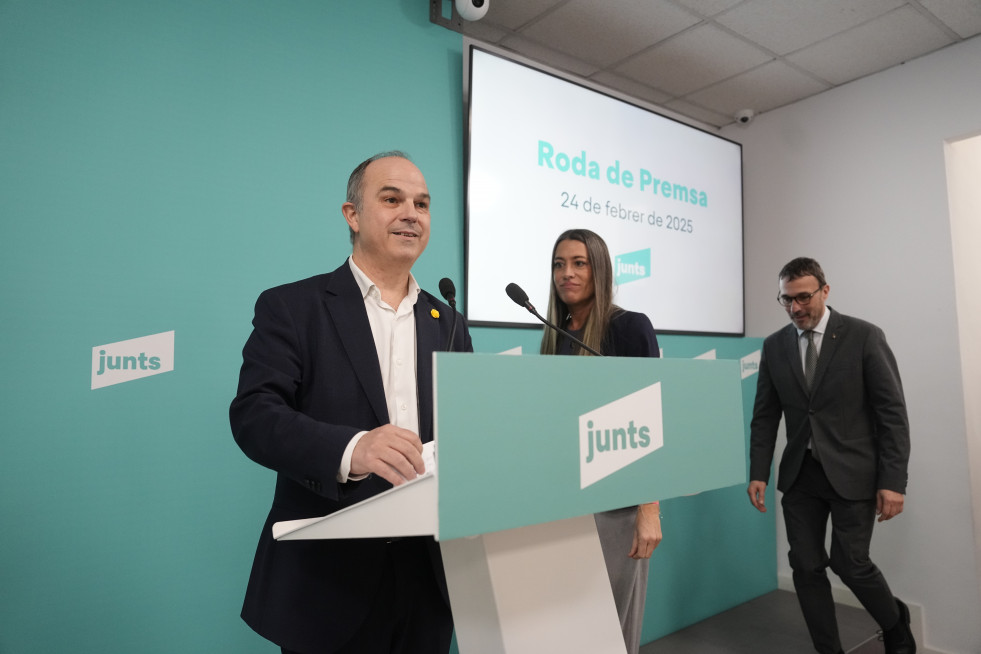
left=787, top=6, right=954, bottom=85
left=671, top=0, right=744, bottom=19
left=686, top=60, right=830, bottom=116
left=519, top=0, right=700, bottom=67
left=497, top=35, right=601, bottom=77
left=482, top=0, right=568, bottom=30
left=448, top=0, right=978, bottom=128
left=462, top=19, right=510, bottom=44
left=662, top=98, right=731, bottom=127
left=715, top=0, right=905, bottom=55
left=589, top=71, right=674, bottom=105
left=919, top=0, right=981, bottom=38
left=615, top=23, right=772, bottom=96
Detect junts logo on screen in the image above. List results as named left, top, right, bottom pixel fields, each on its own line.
left=614, top=248, right=651, bottom=285
left=91, top=331, right=175, bottom=389
left=579, top=383, right=664, bottom=489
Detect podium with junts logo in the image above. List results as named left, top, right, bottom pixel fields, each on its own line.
left=273, top=353, right=746, bottom=654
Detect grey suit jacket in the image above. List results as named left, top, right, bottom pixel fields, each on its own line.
left=749, top=308, right=910, bottom=500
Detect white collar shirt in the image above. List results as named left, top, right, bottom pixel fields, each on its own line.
left=337, top=257, right=421, bottom=482
left=796, top=306, right=831, bottom=452
left=795, top=306, right=832, bottom=366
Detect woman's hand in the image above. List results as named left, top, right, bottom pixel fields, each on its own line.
left=628, top=502, right=662, bottom=559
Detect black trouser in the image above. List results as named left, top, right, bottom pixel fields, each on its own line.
left=282, top=537, right=452, bottom=654
left=782, top=455, right=900, bottom=654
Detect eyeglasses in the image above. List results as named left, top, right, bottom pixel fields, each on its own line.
left=777, top=288, right=823, bottom=307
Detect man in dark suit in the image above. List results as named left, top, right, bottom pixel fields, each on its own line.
left=230, top=151, right=472, bottom=654
left=747, top=257, right=915, bottom=654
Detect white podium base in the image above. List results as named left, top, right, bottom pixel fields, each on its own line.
left=440, top=513, right=627, bottom=654
left=272, top=481, right=626, bottom=653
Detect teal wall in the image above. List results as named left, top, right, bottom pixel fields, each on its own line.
left=0, top=1, right=774, bottom=651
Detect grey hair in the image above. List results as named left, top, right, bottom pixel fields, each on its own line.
left=345, top=150, right=413, bottom=244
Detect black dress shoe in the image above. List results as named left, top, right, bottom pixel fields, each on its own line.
left=881, top=598, right=916, bottom=654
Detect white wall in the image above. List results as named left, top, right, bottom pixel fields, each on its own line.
left=723, top=35, right=981, bottom=654
left=945, top=131, right=981, bottom=628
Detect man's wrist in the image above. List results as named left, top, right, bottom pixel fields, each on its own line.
left=337, top=431, right=369, bottom=482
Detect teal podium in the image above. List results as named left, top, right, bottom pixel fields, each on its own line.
left=273, top=353, right=746, bottom=653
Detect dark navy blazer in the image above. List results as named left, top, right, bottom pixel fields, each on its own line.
left=230, top=260, right=472, bottom=652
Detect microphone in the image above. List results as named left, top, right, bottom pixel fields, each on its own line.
left=504, top=283, right=603, bottom=357
left=438, top=277, right=459, bottom=352
left=505, top=282, right=533, bottom=311
left=438, top=277, right=456, bottom=309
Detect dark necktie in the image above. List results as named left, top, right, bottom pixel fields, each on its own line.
left=804, top=330, right=821, bottom=462
left=804, top=330, right=817, bottom=390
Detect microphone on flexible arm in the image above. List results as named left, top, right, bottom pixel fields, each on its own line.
left=438, top=277, right=460, bottom=352
left=504, top=283, right=603, bottom=357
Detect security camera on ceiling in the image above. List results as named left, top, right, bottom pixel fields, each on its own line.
left=734, top=109, right=755, bottom=125
left=456, top=0, right=489, bottom=22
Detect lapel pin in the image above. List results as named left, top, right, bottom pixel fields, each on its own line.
left=431, top=309, right=440, bottom=319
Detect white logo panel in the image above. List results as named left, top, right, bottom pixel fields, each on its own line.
left=579, top=383, right=663, bottom=489
left=91, top=330, right=175, bottom=389
left=740, top=350, right=761, bottom=379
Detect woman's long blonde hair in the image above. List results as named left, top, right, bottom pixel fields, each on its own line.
left=540, top=229, right=619, bottom=356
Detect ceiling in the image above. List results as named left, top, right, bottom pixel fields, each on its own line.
left=434, top=0, right=981, bottom=129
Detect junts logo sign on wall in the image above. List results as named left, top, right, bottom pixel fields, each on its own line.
left=579, top=382, right=664, bottom=489
left=91, top=331, right=175, bottom=389
left=740, top=350, right=761, bottom=380
left=614, top=248, right=651, bottom=285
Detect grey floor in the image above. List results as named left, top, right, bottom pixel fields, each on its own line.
left=641, top=589, right=935, bottom=654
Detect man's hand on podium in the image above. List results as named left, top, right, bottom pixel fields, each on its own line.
left=351, top=425, right=426, bottom=487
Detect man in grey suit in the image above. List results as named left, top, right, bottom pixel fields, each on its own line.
left=747, top=257, right=915, bottom=654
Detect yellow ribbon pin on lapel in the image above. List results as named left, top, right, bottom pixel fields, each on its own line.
left=431, top=309, right=440, bottom=319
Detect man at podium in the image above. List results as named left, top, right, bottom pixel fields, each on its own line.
left=230, top=151, right=472, bottom=654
